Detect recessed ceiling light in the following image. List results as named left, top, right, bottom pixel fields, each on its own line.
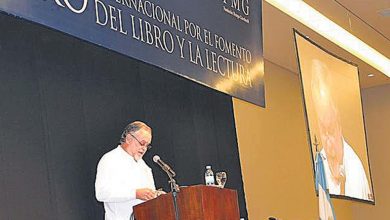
left=378, top=8, right=390, bottom=17
left=265, top=0, right=390, bottom=77
left=368, top=73, right=375, bottom=77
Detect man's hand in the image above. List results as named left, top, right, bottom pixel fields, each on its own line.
left=156, top=189, right=167, bottom=197
left=136, top=188, right=156, bottom=201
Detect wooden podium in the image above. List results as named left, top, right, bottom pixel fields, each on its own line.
left=133, top=185, right=240, bottom=220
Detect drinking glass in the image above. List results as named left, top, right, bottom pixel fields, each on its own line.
left=215, top=172, right=227, bottom=188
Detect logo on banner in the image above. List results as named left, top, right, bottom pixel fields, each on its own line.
left=222, top=0, right=250, bottom=23
left=54, top=0, right=88, bottom=14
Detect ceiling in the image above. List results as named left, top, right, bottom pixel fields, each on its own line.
left=263, top=0, right=390, bottom=88
left=336, top=0, right=390, bottom=40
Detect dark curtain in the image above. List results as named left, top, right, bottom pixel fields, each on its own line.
left=0, top=13, right=248, bottom=219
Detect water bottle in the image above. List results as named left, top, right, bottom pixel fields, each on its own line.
left=205, top=165, right=215, bottom=185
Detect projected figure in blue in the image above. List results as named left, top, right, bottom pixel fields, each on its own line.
left=310, top=60, right=372, bottom=201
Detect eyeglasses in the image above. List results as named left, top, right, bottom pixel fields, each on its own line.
left=129, top=133, right=152, bottom=150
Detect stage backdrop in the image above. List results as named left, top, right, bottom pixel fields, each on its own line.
left=0, top=0, right=265, bottom=107
left=0, top=13, right=248, bottom=219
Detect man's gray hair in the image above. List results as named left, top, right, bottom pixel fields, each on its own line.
left=119, top=121, right=152, bottom=144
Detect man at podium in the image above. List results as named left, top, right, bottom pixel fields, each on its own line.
left=95, top=121, right=158, bottom=220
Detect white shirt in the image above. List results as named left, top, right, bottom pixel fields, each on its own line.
left=321, top=139, right=372, bottom=200
left=95, top=146, right=156, bottom=220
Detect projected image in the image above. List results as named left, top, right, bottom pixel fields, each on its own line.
left=295, top=32, right=374, bottom=202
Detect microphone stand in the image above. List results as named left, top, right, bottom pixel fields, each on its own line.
left=167, top=172, right=180, bottom=220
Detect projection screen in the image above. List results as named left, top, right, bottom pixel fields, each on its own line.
left=294, top=31, right=375, bottom=203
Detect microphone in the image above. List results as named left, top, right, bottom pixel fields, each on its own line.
left=153, top=155, right=176, bottom=177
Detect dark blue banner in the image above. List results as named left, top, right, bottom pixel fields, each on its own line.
left=0, top=0, right=264, bottom=106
